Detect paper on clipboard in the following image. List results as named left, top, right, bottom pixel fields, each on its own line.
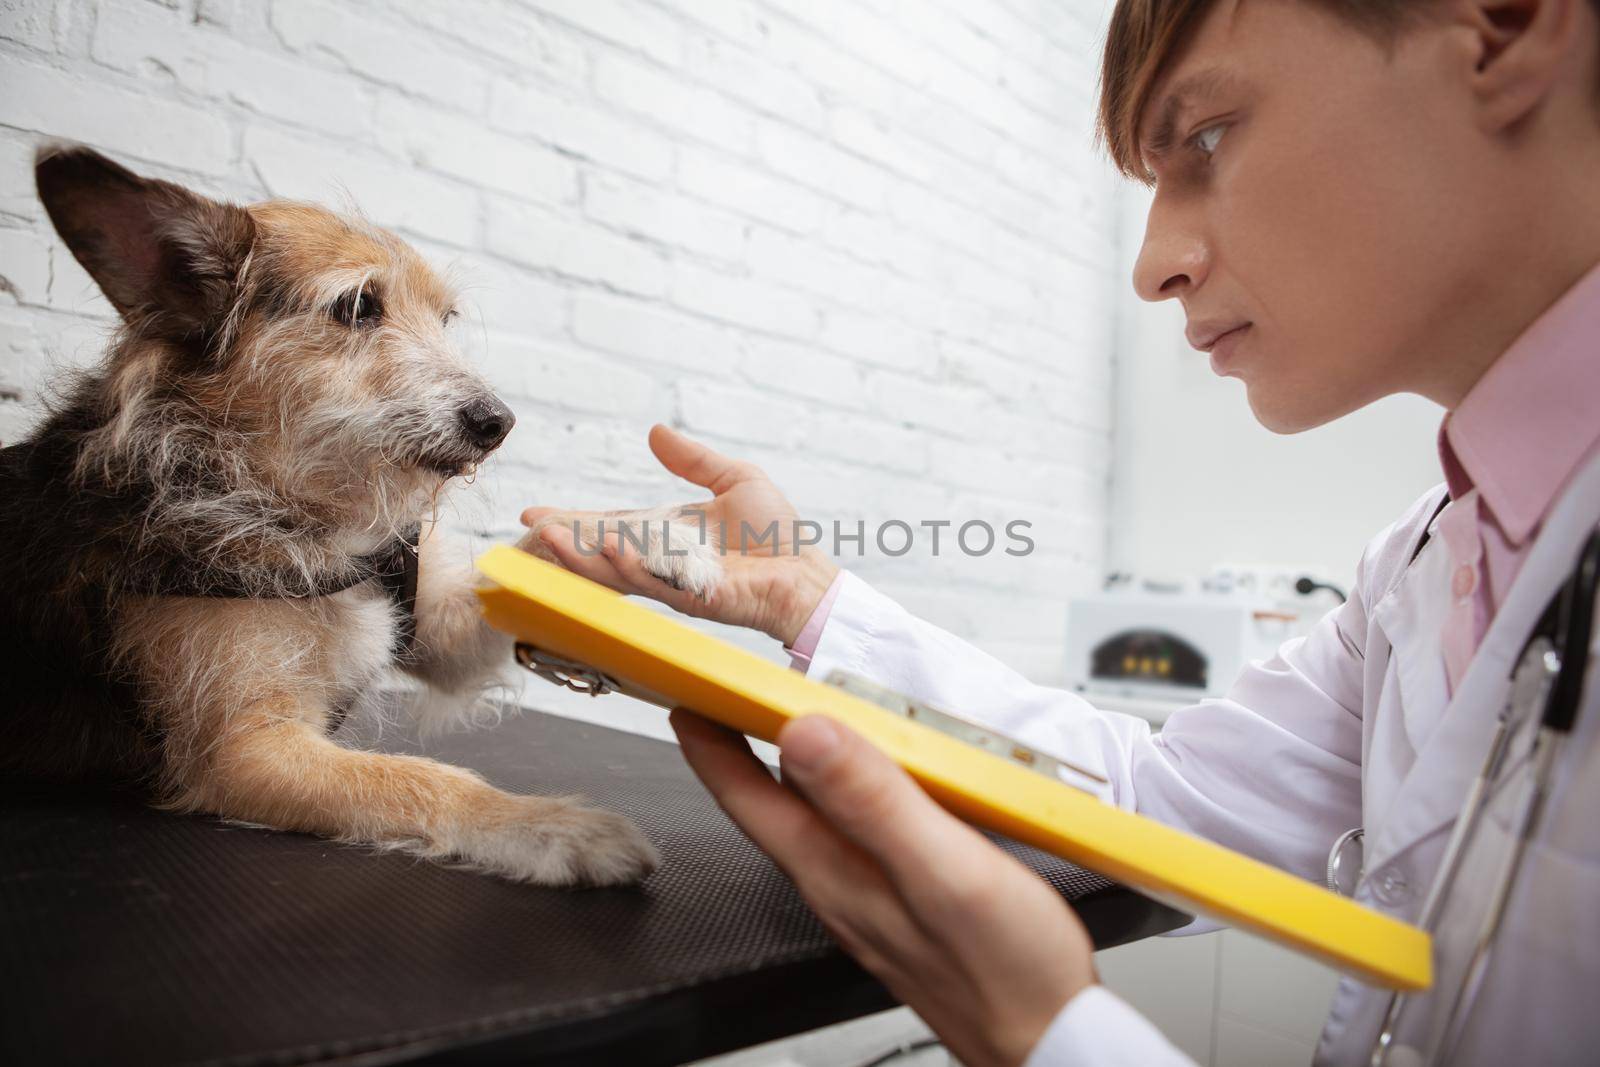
left=475, top=545, right=1432, bottom=992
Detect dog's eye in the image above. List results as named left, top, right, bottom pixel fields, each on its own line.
left=441, top=308, right=459, bottom=326
left=330, top=289, right=381, bottom=328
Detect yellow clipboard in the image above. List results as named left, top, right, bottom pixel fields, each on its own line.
left=475, top=546, right=1431, bottom=991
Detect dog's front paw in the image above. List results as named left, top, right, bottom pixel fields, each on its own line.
left=449, top=796, right=660, bottom=887
left=638, top=523, right=722, bottom=601
left=521, top=507, right=723, bottom=601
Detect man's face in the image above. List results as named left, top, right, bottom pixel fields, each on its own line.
left=1133, top=0, right=1492, bottom=431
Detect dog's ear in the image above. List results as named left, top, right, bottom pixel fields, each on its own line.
left=35, top=145, right=254, bottom=345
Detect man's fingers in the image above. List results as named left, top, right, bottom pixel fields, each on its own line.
left=670, top=709, right=845, bottom=866
left=669, top=709, right=928, bottom=960
left=519, top=505, right=560, bottom=527
left=776, top=716, right=997, bottom=901
left=670, top=710, right=879, bottom=901
left=648, top=424, right=755, bottom=495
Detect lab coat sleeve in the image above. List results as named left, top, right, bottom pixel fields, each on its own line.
left=1023, top=986, right=1197, bottom=1067
left=804, top=563, right=1372, bottom=883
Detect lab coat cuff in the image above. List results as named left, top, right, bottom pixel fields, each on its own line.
left=1022, top=985, right=1196, bottom=1067
left=801, top=569, right=887, bottom=681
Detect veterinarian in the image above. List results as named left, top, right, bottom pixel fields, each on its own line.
left=524, top=0, right=1600, bottom=1063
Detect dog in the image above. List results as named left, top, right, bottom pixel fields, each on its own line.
left=0, top=145, right=720, bottom=886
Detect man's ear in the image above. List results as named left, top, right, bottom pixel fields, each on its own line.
left=34, top=144, right=254, bottom=345
left=1456, top=0, right=1587, bottom=131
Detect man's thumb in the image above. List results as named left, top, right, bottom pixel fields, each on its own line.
left=649, top=423, right=741, bottom=491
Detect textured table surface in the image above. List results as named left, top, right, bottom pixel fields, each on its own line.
left=0, top=707, right=1187, bottom=1067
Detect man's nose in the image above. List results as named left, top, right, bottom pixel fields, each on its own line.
left=1131, top=195, right=1209, bottom=302
left=458, top=395, right=516, bottom=451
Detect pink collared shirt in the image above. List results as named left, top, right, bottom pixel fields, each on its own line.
left=1436, top=260, right=1600, bottom=695
left=784, top=568, right=845, bottom=671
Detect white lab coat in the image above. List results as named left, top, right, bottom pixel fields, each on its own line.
left=803, top=450, right=1600, bottom=1066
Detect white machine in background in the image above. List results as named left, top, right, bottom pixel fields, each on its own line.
left=1065, top=566, right=1346, bottom=727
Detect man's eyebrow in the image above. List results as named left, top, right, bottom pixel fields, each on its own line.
left=1139, top=69, right=1239, bottom=164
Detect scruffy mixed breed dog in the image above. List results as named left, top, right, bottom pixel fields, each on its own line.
left=0, top=146, right=719, bottom=886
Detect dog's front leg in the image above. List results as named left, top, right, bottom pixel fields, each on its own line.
left=165, top=709, right=659, bottom=885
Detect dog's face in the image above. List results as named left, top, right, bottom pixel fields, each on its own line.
left=35, top=146, right=513, bottom=516
left=232, top=201, right=514, bottom=487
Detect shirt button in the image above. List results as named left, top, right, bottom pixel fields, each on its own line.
left=1373, top=867, right=1411, bottom=907
left=1452, top=564, right=1477, bottom=599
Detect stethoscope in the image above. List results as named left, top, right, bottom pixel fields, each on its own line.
left=1324, top=528, right=1600, bottom=1067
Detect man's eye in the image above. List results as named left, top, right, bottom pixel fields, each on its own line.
left=1192, top=124, right=1227, bottom=156
left=330, top=289, right=381, bottom=327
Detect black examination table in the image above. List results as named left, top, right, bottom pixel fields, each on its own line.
left=0, top=707, right=1187, bottom=1066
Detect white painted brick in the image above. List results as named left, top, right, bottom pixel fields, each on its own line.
left=0, top=61, right=233, bottom=175
left=826, top=106, right=934, bottom=185
left=662, top=0, right=759, bottom=45
left=864, top=370, right=992, bottom=439
left=244, top=126, right=479, bottom=248
left=670, top=262, right=818, bottom=339
left=572, top=291, right=743, bottom=375
left=682, top=35, right=825, bottom=130
left=810, top=410, right=928, bottom=474
left=0, top=227, right=51, bottom=305
left=398, top=2, right=588, bottom=87
left=487, top=197, right=668, bottom=298
left=584, top=170, right=746, bottom=263
left=676, top=148, right=824, bottom=234
left=194, top=0, right=239, bottom=30
left=593, top=53, right=753, bottom=153
left=677, top=379, right=810, bottom=448
left=475, top=332, right=659, bottom=416
left=818, top=310, right=931, bottom=373
left=269, top=0, right=489, bottom=114
left=520, top=0, right=684, bottom=67
left=375, top=97, right=578, bottom=205
left=93, top=1, right=373, bottom=139
left=744, top=225, right=885, bottom=310
left=766, top=0, right=932, bottom=90
left=739, top=335, right=866, bottom=409
left=757, top=121, right=888, bottom=212
left=0, top=0, right=56, bottom=51
left=448, top=255, right=570, bottom=340
left=0, top=134, right=41, bottom=219
left=490, top=79, right=673, bottom=184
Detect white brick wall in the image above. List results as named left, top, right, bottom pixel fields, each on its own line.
left=0, top=0, right=1122, bottom=683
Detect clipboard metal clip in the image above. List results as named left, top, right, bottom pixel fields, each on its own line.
left=515, top=642, right=679, bottom=707
left=515, top=643, right=622, bottom=696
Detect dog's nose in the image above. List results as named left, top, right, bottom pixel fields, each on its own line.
left=458, top=396, right=516, bottom=450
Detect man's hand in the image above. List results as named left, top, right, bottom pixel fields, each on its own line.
left=670, top=709, right=1097, bottom=1067
left=521, top=424, right=838, bottom=645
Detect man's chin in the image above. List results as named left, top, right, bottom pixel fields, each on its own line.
left=1245, top=381, right=1371, bottom=436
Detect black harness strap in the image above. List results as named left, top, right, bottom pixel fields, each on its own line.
left=370, top=524, right=422, bottom=663
left=161, top=525, right=423, bottom=661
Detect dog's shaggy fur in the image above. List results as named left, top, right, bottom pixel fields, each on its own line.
left=0, top=146, right=717, bottom=886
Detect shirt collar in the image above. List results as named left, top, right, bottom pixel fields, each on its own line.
left=1438, top=259, right=1600, bottom=546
